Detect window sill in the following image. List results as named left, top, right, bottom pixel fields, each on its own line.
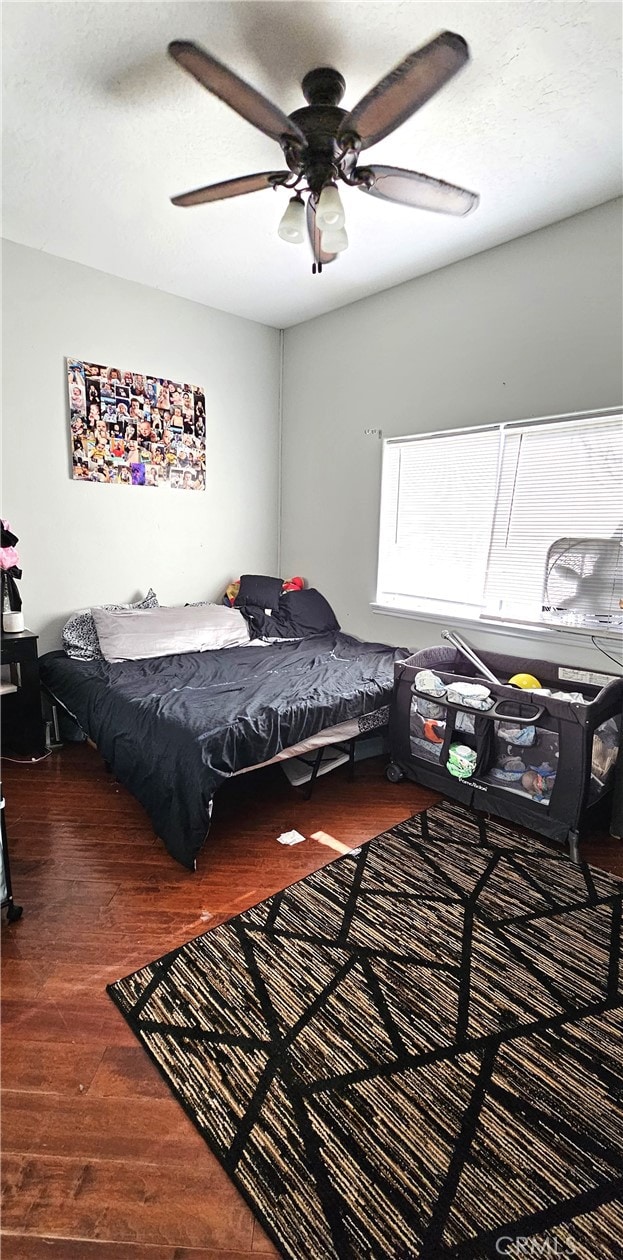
left=370, top=602, right=623, bottom=654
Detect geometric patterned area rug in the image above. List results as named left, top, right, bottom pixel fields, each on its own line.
left=108, top=802, right=623, bottom=1260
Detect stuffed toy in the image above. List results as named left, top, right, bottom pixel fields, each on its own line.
left=223, top=575, right=305, bottom=606
left=0, top=520, right=22, bottom=614
left=224, top=580, right=241, bottom=606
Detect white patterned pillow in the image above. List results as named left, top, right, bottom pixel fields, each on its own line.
left=62, top=589, right=159, bottom=660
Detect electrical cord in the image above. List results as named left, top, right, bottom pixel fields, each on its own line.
left=2, top=749, right=53, bottom=764
left=590, top=635, right=623, bottom=671
left=546, top=619, right=623, bottom=673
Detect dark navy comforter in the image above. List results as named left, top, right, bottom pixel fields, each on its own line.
left=40, top=633, right=407, bottom=868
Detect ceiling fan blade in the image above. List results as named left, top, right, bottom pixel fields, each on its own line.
left=306, top=198, right=337, bottom=266
left=171, top=171, right=290, bottom=207
left=169, top=41, right=306, bottom=148
left=339, top=31, right=469, bottom=150
left=358, top=165, right=479, bottom=216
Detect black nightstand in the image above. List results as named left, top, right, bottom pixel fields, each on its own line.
left=1, top=629, right=46, bottom=757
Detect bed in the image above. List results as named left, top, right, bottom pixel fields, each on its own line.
left=40, top=631, right=407, bottom=868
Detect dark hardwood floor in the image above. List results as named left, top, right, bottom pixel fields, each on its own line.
left=1, top=743, right=621, bottom=1257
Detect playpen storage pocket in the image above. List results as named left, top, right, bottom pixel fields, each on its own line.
left=589, top=714, right=622, bottom=805
left=389, top=646, right=623, bottom=854
left=411, top=684, right=540, bottom=783
left=477, top=701, right=558, bottom=805
left=409, top=688, right=447, bottom=763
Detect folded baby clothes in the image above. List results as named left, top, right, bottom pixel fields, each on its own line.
left=455, top=711, right=476, bottom=734
left=414, top=670, right=446, bottom=698
left=489, top=766, right=526, bottom=783
left=446, top=682, right=494, bottom=711
left=410, top=736, right=444, bottom=762
left=415, top=696, right=446, bottom=720
left=531, top=688, right=587, bottom=703
left=497, top=723, right=536, bottom=746
left=446, top=743, right=477, bottom=779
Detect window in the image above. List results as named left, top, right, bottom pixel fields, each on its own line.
left=375, top=409, right=623, bottom=632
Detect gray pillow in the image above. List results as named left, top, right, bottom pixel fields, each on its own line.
left=92, top=603, right=250, bottom=662
left=62, top=589, right=159, bottom=660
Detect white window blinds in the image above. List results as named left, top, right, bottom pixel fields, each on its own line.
left=377, top=429, right=501, bottom=613
left=376, top=410, right=623, bottom=629
left=483, top=415, right=623, bottom=622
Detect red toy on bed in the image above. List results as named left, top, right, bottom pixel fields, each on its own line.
left=223, top=575, right=305, bottom=606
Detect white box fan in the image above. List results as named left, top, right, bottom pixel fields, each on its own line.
left=542, top=536, right=623, bottom=626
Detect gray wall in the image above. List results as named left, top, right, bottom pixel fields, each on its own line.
left=281, top=199, right=623, bottom=669
left=3, top=202, right=622, bottom=668
left=1, top=241, right=281, bottom=651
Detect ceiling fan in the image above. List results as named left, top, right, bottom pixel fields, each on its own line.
left=168, top=31, right=479, bottom=272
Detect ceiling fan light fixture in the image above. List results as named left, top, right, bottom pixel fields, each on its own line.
left=316, top=183, right=345, bottom=230
left=277, top=195, right=306, bottom=243
left=321, top=225, right=349, bottom=253
left=168, top=34, right=479, bottom=270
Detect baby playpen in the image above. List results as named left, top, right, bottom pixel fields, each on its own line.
left=387, top=645, right=622, bottom=861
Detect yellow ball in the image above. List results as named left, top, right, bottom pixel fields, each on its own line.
left=508, top=672, right=542, bottom=690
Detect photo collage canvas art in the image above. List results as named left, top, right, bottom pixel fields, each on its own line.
left=67, top=359, right=206, bottom=489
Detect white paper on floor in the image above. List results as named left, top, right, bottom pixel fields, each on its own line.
left=276, top=829, right=307, bottom=846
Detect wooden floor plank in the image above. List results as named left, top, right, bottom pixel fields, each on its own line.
left=87, top=1046, right=172, bottom=1100
left=1, top=1090, right=206, bottom=1164
left=1, top=955, right=49, bottom=1000
left=2, top=741, right=620, bottom=1257
left=251, top=1219, right=281, bottom=1255
left=1, top=996, right=139, bottom=1048
left=0, top=1238, right=254, bottom=1260
left=1, top=1043, right=105, bottom=1096
left=1, top=1153, right=254, bottom=1250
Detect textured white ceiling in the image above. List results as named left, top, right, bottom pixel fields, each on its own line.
left=2, top=2, right=622, bottom=327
